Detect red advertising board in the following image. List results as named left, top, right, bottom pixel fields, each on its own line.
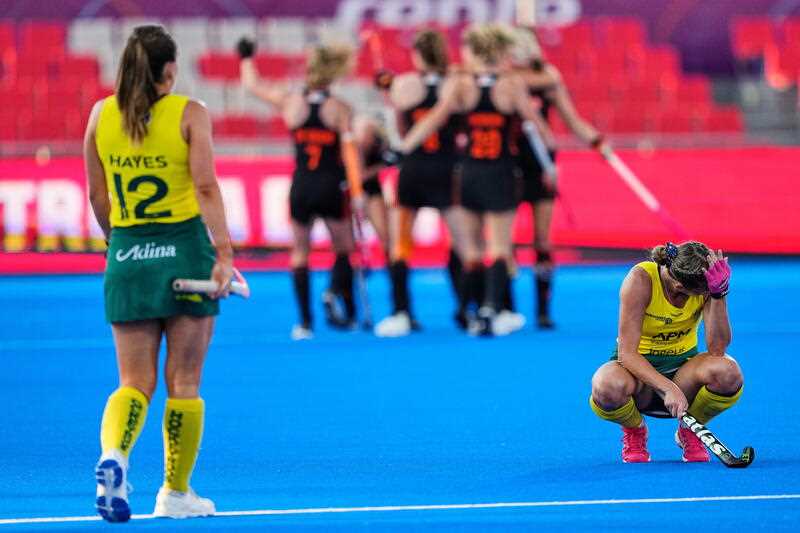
left=1, top=147, right=798, bottom=261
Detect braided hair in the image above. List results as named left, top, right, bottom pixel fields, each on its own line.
left=650, top=241, right=711, bottom=293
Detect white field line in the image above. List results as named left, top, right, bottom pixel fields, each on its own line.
left=1, top=494, right=799, bottom=525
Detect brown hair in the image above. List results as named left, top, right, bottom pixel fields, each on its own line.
left=413, top=29, right=448, bottom=74
left=306, top=44, right=352, bottom=90
left=115, top=25, right=176, bottom=144
left=463, top=23, right=515, bottom=66
left=650, top=241, right=711, bottom=293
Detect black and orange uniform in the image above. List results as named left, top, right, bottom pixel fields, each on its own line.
left=512, top=68, right=559, bottom=327
left=392, top=73, right=463, bottom=321
left=458, top=74, right=520, bottom=319
left=516, top=81, right=557, bottom=203
left=289, top=90, right=354, bottom=329
left=289, top=90, right=347, bottom=225
left=362, top=135, right=385, bottom=198
left=397, top=73, right=461, bottom=210
left=460, top=74, right=518, bottom=213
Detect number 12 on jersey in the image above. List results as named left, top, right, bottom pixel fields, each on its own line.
left=113, top=173, right=173, bottom=220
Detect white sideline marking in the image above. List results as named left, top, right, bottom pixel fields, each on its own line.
left=1, top=494, right=799, bottom=525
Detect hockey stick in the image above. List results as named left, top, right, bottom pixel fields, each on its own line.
left=351, top=211, right=374, bottom=330
left=173, top=268, right=251, bottom=298
left=521, top=120, right=576, bottom=227
left=604, top=151, right=690, bottom=240
left=679, top=412, right=755, bottom=468
left=342, top=132, right=374, bottom=330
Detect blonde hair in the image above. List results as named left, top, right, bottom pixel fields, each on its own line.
left=509, top=27, right=543, bottom=66
left=463, top=23, right=516, bottom=66
left=413, top=29, right=449, bottom=74
left=116, top=25, right=176, bottom=144
left=650, top=241, right=712, bottom=293
left=306, top=44, right=353, bottom=89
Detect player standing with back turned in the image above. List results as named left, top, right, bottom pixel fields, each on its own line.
left=239, top=39, right=363, bottom=339
left=85, top=25, right=232, bottom=521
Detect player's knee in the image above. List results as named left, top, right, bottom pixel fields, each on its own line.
left=706, top=356, right=743, bottom=394
left=591, top=370, right=632, bottom=408
left=166, top=379, right=200, bottom=399
left=122, top=378, right=156, bottom=400
left=290, top=249, right=309, bottom=268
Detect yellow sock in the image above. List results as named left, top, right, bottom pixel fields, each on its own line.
left=689, top=385, right=742, bottom=424
left=589, top=396, right=643, bottom=428
left=100, top=386, right=149, bottom=458
left=163, top=397, right=205, bottom=493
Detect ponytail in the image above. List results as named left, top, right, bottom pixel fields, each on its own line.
left=115, top=25, right=176, bottom=144
left=307, top=44, right=352, bottom=90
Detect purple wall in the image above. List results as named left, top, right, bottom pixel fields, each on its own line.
left=2, top=0, right=798, bottom=75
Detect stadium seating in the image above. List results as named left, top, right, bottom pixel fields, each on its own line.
left=731, top=16, right=800, bottom=90
left=0, top=17, right=745, bottom=142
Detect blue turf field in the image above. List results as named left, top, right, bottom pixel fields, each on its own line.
left=1, top=258, right=799, bottom=531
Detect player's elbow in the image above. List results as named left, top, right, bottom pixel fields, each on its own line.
left=194, top=180, right=221, bottom=201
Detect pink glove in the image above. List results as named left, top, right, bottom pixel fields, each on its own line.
left=704, top=251, right=730, bottom=299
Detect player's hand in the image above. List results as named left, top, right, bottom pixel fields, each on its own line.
left=210, top=255, right=234, bottom=299
left=703, top=249, right=730, bottom=299
left=236, top=37, right=256, bottom=59
left=662, top=385, right=689, bottom=418
left=381, top=147, right=404, bottom=166
left=374, top=69, right=394, bottom=91
left=351, top=193, right=367, bottom=214
left=592, top=135, right=613, bottom=159
left=543, top=168, right=558, bottom=192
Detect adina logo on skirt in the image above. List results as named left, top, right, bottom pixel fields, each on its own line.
left=115, top=242, right=177, bottom=262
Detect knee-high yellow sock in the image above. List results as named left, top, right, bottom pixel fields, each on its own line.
left=589, top=396, right=643, bottom=428
left=162, top=397, right=204, bottom=493
left=689, top=385, right=742, bottom=424
left=100, top=386, right=149, bottom=458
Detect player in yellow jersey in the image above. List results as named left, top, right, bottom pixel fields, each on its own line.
left=589, top=241, right=743, bottom=463
left=83, top=25, right=233, bottom=521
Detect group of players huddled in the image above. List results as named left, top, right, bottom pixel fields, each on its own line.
left=237, top=23, right=610, bottom=340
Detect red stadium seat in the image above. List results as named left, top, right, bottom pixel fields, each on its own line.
left=731, top=17, right=775, bottom=59
left=213, top=115, right=261, bottom=137
left=61, top=55, right=100, bottom=83
left=764, top=42, right=800, bottom=89
left=19, top=21, right=66, bottom=56
left=198, top=52, right=240, bottom=81
left=264, top=116, right=288, bottom=137
left=705, top=107, right=744, bottom=132
left=676, top=76, right=712, bottom=103
left=596, top=17, right=647, bottom=48
left=782, top=18, right=800, bottom=45
left=639, top=47, right=681, bottom=81
left=254, top=53, right=305, bottom=79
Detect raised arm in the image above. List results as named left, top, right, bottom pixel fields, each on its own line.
left=84, top=100, right=111, bottom=239
left=617, top=266, right=688, bottom=417
left=702, top=249, right=732, bottom=354
left=546, top=67, right=604, bottom=147
left=184, top=99, right=234, bottom=298
left=237, top=38, right=289, bottom=108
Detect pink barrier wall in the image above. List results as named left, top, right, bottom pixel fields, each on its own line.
left=0, top=147, right=798, bottom=257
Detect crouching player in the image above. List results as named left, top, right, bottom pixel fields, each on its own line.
left=589, top=242, right=743, bottom=462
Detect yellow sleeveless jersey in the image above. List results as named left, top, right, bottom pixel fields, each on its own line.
left=634, top=261, right=705, bottom=356
left=95, top=94, right=200, bottom=227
